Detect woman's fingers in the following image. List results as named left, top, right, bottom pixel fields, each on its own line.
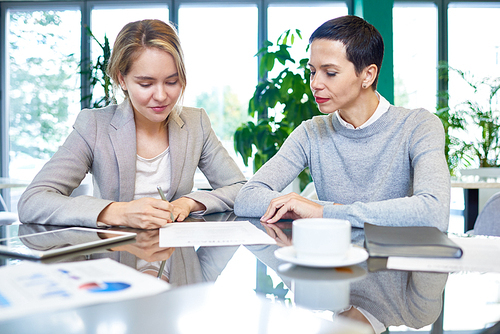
left=261, top=197, right=285, bottom=222
left=266, top=202, right=293, bottom=223
left=261, top=193, right=324, bottom=224
left=125, top=198, right=175, bottom=229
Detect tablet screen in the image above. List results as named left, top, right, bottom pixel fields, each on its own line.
left=0, top=227, right=136, bottom=260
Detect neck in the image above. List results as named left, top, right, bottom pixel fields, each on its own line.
left=133, top=108, right=167, bottom=136
left=337, top=90, right=380, bottom=128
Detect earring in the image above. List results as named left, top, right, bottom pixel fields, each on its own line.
left=362, top=84, right=367, bottom=89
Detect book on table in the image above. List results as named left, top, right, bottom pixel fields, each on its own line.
left=364, top=222, right=463, bottom=258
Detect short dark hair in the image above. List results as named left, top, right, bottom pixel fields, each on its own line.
left=309, top=15, right=384, bottom=89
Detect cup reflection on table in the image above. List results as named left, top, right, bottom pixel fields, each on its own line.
left=278, top=263, right=366, bottom=313
left=295, top=274, right=350, bottom=311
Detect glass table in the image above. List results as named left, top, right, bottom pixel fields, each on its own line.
left=0, top=213, right=499, bottom=334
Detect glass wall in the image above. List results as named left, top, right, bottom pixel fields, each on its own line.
left=178, top=4, right=258, bottom=180
left=393, top=3, right=438, bottom=112
left=3, top=0, right=500, bottom=211
left=179, top=5, right=257, bottom=143
left=6, top=7, right=81, bottom=209
left=267, top=3, right=348, bottom=62
left=447, top=2, right=500, bottom=170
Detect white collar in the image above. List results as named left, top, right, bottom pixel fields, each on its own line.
left=336, top=92, right=390, bottom=130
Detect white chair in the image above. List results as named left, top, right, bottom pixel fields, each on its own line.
left=472, top=191, right=500, bottom=236
left=0, top=194, right=19, bottom=225
left=300, top=182, right=318, bottom=200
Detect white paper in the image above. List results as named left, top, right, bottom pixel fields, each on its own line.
left=159, top=221, right=276, bottom=247
left=0, top=258, right=170, bottom=321
left=386, top=236, right=500, bottom=273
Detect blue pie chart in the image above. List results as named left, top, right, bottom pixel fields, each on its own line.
left=79, top=282, right=131, bottom=293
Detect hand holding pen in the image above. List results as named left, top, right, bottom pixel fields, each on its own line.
left=158, top=186, right=207, bottom=222
left=157, top=186, right=173, bottom=280
left=157, top=186, right=175, bottom=222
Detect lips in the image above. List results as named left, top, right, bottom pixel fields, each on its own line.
left=151, top=105, right=168, bottom=113
left=315, top=97, right=329, bottom=104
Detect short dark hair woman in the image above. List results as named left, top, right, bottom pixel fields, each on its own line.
left=235, top=15, right=450, bottom=232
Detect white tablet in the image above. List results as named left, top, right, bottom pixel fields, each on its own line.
left=0, top=227, right=136, bottom=260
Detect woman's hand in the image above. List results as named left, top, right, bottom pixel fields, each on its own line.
left=170, top=197, right=206, bottom=221
left=97, top=197, right=174, bottom=229
left=260, top=192, right=324, bottom=223
left=109, top=229, right=175, bottom=262
left=261, top=222, right=293, bottom=246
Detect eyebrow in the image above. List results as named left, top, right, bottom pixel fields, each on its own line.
left=133, top=73, right=179, bottom=80
left=307, top=63, right=341, bottom=70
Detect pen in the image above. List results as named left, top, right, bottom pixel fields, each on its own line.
left=157, top=185, right=172, bottom=280
left=157, top=258, right=167, bottom=279
left=157, top=186, right=174, bottom=221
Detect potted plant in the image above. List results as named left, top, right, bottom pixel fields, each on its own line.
left=81, top=26, right=116, bottom=108
left=233, top=30, right=322, bottom=191
left=437, top=63, right=500, bottom=176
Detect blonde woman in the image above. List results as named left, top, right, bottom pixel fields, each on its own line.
left=19, top=19, right=246, bottom=229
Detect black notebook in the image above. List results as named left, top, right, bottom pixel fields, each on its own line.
left=364, top=223, right=463, bottom=258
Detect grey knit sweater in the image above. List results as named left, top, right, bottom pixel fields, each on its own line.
left=234, top=106, right=451, bottom=231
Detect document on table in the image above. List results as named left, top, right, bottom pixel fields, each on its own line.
left=159, top=221, right=277, bottom=247
left=386, top=236, right=500, bottom=273
left=0, top=258, right=170, bottom=321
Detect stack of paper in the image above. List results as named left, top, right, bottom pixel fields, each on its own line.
left=386, top=236, right=500, bottom=273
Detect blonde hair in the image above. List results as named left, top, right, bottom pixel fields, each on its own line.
left=107, top=19, right=186, bottom=116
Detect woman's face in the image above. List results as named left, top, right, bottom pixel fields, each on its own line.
left=308, top=39, right=365, bottom=115
left=119, top=48, right=182, bottom=125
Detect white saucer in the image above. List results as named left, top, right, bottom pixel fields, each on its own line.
left=277, top=262, right=367, bottom=282
left=274, top=245, right=368, bottom=268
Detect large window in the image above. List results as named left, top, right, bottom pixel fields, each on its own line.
left=448, top=2, right=500, bottom=141
left=179, top=5, right=257, bottom=143
left=3, top=0, right=500, bottom=211
left=178, top=4, right=258, bottom=180
left=91, top=5, right=169, bottom=49
left=448, top=2, right=500, bottom=80
left=267, top=3, right=348, bottom=61
left=393, top=3, right=438, bottom=112
left=6, top=7, right=81, bottom=209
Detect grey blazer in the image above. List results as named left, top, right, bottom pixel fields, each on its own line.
left=17, top=100, right=246, bottom=227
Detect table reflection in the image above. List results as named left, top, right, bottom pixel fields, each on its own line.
left=11, top=214, right=451, bottom=332
left=248, top=219, right=448, bottom=331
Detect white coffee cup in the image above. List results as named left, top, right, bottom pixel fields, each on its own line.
left=292, top=218, right=351, bottom=261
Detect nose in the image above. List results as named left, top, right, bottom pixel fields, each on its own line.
left=153, top=84, right=167, bottom=101
left=310, top=73, right=322, bottom=92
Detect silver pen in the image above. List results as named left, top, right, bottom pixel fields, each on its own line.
left=157, top=259, right=167, bottom=280
left=157, top=185, right=173, bottom=279
left=157, top=185, right=174, bottom=221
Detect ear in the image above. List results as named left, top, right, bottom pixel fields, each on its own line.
left=117, top=73, right=127, bottom=91
left=361, top=64, right=378, bottom=89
